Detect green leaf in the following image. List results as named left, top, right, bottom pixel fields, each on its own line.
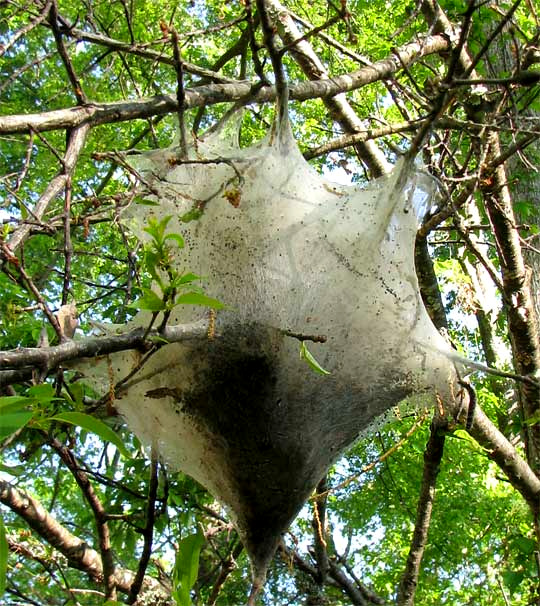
left=172, top=272, right=201, bottom=287
left=27, top=383, right=56, bottom=403
left=129, top=288, right=166, bottom=312
left=513, top=536, right=536, bottom=555
left=179, top=208, right=203, bottom=223
left=144, top=215, right=172, bottom=243
left=164, top=233, right=185, bottom=249
left=175, top=292, right=225, bottom=310
left=143, top=249, right=163, bottom=283
left=66, top=382, right=85, bottom=407
left=0, top=516, right=7, bottom=596
left=172, top=531, right=204, bottom=606
left=502, top=569, right=524, bottom=594
left=0, top=462, right=26, bottom=476
left=48, top=412, right=130, bottom=458
left=299, top=341, right=330, bottom=376
left=0, top=396, right=33, bottom=409
left=0, top=411, right=34, bottom=440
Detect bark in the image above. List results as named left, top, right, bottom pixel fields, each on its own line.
left=396, top=421, right=447, bottom=606
left=265, top=0, right=391, bottom=176
left=0, top=320, right=208, bottom=377
left=0, top=33, right=450, bottom=136
left=467, top=405, right=540, bottom=512
left=482, top=135, right=540, bottom=474
left=421, top=0, right=540, bottom=467
left=6, top=123, right=89, bottom=253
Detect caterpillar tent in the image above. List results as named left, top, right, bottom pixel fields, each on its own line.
left=80, top=110, right=458, bottom=597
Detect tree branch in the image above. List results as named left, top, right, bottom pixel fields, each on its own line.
left=0, top=33, right=451, bottom=136
left=48, top=437, right=117, bottom=600
left=0, top=0, right=52, bottom=57
left=128, top=449, right=159, bottom=604
left=0, top=479, right=170, bottom=601
left=58, top=22, right=242, bottom=84
left=465, top=404, right=540, bottom=512
left=264, top=0, right=391, bottom=177
left=396, top=418, right=447, bottom=606
left=6, top=123, right=90, bottom=253
left=0, top=320, right=208, bottom=374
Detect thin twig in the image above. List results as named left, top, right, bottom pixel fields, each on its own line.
left=49, top=1, right=87, bottom=104
left=0, top=242, right=64, bottom=341
left=0, top=0, right=52, bottom=58
left=207, top=542, right=244, bottom=605
left=7, top=124, right=90, bottom=253
left=171, top=28, right=188, bottom=159
left=315, top=411, right=430, bottom=499
left=128, top=448, right=159, bottom=604
left=48, top=437, right=117, bottom=600
left=396, top=418, right=447, bottom=606
left=61, top=176, right=73, bottom=306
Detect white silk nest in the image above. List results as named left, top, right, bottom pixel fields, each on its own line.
left=80, top=114, right=458, bottom=585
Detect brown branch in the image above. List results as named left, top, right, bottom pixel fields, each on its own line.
left=396, top=418, right=447, bottom=606
left=48, top=1, right=87, bottom=104
left=264, top=0, right=391, bottom=177
left=256, top=0, right=288, bottom=107
left=465, top=404, right=540, bottom=511
left=207, top=542, right=244, bottom=606
left=415, top=234, right=449, bottom=330
left=0, top=479, right=170, bottom=600
left=171, top=29, right=188, bottom=158
left=6, top=123, right=90, bottom=253
left=128, top=449, right=159, bottom=604
left=48, top=437, right=117, bottom=600
left=304, top=120, right=422, bottom=160
left=0, top=478, right=104, bottom=581
left=312, top=476, right=329, bottom=585
left=54, top=21, right=241, bottom=84
left=61, top=176, right=73, bottom=306
left=0, top=319, right=208, bottom=374
left=281, top=539, right=385, bottom=604
left=334, top=556, right=386, bottom=605
left=422, top=0, right=540, bottom=482
left=0, top=33, right=451, bottom=136
left=482, top=134, right=540, bottom=475
left=327, top=559, right=370, bottom=605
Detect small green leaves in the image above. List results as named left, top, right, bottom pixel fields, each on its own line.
left=175, top=292, right=225, bottom=309
left=172, top=530, right=204, bottom=606
left=48, top=412, right=130, bottom=458
left=179, top=208, right=203, bottom=223
left=130, top=216, right=225, bottom=315
left=129, top=287, right=166, bottom=312
left=164, top=233, right=185, bottom=249
left=0, top=383, right=60, bottom=440
left=0, top=411, right=33, bottom=440
left=299, top=341, right=330, bottom=376
left=143, top=215, right=174, bottom=244
left=0, top=394, right=35, bottom=440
